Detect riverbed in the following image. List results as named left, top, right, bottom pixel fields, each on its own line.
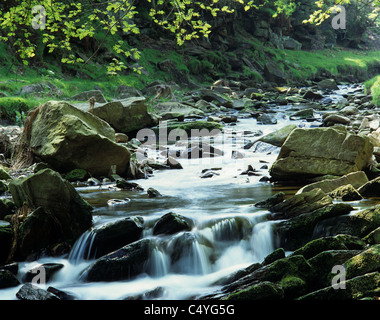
left=0, top=84, right=372, bottom=300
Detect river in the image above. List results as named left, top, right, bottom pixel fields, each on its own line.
left=0, top=83, right=368, bottom=300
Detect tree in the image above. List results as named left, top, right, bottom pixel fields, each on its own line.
left=0, top=0, right=299, bottom=75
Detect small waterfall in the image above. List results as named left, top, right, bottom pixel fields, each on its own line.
left=166, top=232, right=212, bottom=275
left=146, top=246, right=170, bottom=277
left=250, top=221, right=275, bottom=262
left=210, top=217, right=252, bottom=242
left=68, top=229, right=96, bottom=264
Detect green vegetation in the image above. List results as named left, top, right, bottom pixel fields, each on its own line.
left=365, top=75, right=380, bottom=106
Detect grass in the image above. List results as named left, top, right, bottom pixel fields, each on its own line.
left=365, top=75, right=380, bottom=106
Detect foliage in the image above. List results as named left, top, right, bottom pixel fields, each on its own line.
left=303, top=0, right=380, bottom=26
left=365, top=75, right=380, bottom=106
left=0, top=0, right=305, bottom=75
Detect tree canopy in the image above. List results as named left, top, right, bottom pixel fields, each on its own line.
left=0, top=0, right=378, bottom=74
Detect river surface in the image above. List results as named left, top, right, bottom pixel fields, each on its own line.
left=0, top=84, right=371, bottom=300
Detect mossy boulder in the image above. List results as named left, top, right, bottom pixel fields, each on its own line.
left=292, top=234, right=365, bottom=260
left=91, top=97, right=157, bottom=134
left=9, top=168, right=93, bottom=259
left=308, top=250, right=361, bottom=289
left=225, top=281, right=284, bottom=300
left=273, top=203, right=354, bottom=251
left=29, top=101, right=131, bottom=177
left=343, top=245, right=380, bottom=280
left=299, top=272, right=380, bottom=300
left=328, top=184, right=362, bottom=201
left=270, top=127, right=373, bottom=182
left=270, top=188, right=333, bottom=220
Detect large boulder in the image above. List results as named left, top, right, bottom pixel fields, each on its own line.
left=9, top=168, right=93, bottom=260
left=153, top=102, right=205, bottom=120
left=90, top=216, right=144, bottom=258
left=269, top=127, right=373, bottom=182
left=90, top=97, right=156, bottom=134
left=29, top=101, right=131, bottom=177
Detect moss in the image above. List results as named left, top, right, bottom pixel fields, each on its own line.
left=343, top=245, right=380, bottom=280
left=225, top=281, right=284, bottom=300
left=279, top=275, right=308, bottom=299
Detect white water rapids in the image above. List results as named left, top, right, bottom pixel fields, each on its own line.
left=0, top=85, right=362, bottom=300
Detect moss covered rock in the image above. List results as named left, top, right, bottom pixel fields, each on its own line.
left=9, top=168, right=93, bottom=259
left=343, top=245, right=380, bottom=280
left=30, top=101, right=131, bottom=177
left=299, top=272, right=380, bottom=300
left=292, top=234, right=365, bottom=260
left=273, top=203, right=353, bottom=251
left=226, top=281, right=284, bottom=300
left=270, top=127, right=373, bottom=182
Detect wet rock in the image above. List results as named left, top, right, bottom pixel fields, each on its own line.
left=29, top=101, right=131, bottom=177
left=312, top=205, right=380, bottom=240
left=257, top=113, right=277, bottom=125
left=273, top=203, right=354, bottom=251
left=269, top=127, right=373, bottom=182
left=16, top=283, right=60, bottom=300
left=328, top=184, right=362, bottom=201
left=317, top=79, right=338, bottom=90
left=254, top=192, right=285, bottom=209
left=270, top=188, right=333, bottom=220
left=0, top=269, right=20, bottom=289
left=91, top=216, right=144, bottom=258
left=23, top=263, right=64, bottom=283
left=302, top=90, right=323, bottom=100
left=147, top=187, right=162, bottom=198
left=47, top=286, right=77, bottom=300
left=323, top=114, right=351, bottom=125
left=80, top=239, right=153, bottom=282
left=153, top=212, right=192, bottom=236
left=357, top=176, right=380, bottom=198
left=115, top=178, right=144, bottom=191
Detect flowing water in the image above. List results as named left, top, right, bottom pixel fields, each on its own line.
left=0, top=84, right=367, bottom=300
